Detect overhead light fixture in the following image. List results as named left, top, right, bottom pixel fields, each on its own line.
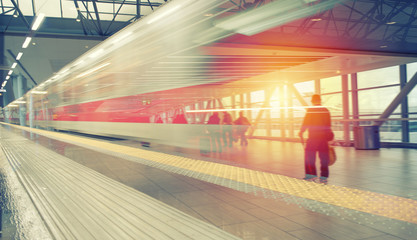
left=215, top=0, right=344, bottom=36
left=386, top=21, right=396, bottom=25
left=8, top=70, right=13, bottom=75
left=31, top=90, right=48, bottom=94
left=31, top=13, right=45, bottom=31
left=11, top=63, right=17, bottom=68
left=16, top=52, right=23, bottom=60
left=5, top=76, right=10, bottom=80
left=2, top=81, right=7, bottom=87
left=14, top=100, right=26, bottom=104
left=22, top=37, right=32, bottom=48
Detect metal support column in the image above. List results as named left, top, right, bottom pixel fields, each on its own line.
left=374, top=69, right=417, bottom=127
left=0, top=33, right=4, bottom=108
left=17, top=75, right=26, bottom=126
left=246, top=92, right=252, bottom=122
left=29, top=93, right=34, bottom=129
left=351, top=73, right=359, bottom=127
left=400, top=65, right=410, bottom=142
left=231, top=94, right=236, bottom=120
left=342, top=74, right=350, bottom=145
left=287, top=86, right=294, bottom=138
left=315, top=79, right=321, bottom=94
left=280, top=85, right=286, bottom=138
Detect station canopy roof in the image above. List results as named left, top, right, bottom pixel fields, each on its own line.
left=0, top=0, right=167, bottom=38
left=2, top=0, right=417, bottom=110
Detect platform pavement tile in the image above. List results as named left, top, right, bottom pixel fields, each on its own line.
left=222, top=221, right=300, bottom=240
left=264, top=216, right=306, bottom=232
left=191, top=202, right=258, bottom=226
left=285, top=212, right=386, bottom=240
left=288, top=228, right=336, bottom=240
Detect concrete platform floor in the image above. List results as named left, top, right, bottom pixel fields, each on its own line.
left=1, top=123, right=417, bottom=240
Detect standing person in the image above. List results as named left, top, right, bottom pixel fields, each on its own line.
left=207, top=112, right=222, bottom=152
left=221, top=111, right=233, bottom=147
left=234, top=111, right=251, bottom=146
left=298, top=94, right=333, bottom=183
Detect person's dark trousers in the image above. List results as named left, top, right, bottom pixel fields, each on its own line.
left=304, top=139, right=329, bottom=178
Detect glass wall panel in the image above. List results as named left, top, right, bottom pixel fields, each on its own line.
left=294, top=80, right=314, bottom=97
left=409, top=86, right=417, bottom=114
left=322, top=93, right=343, bottom=118
left=380, top=120, right=402, bottom=142
left=358, top=86, right=400, bottom=116
left=251, top=90, right=264, bottom=103
left=410, top=114, right=417, bottom=143
left=222, top=96, right=232, bottom=108
left=321, top=76, right=341, bottom=93
left=357, top=66, right=399, bottom=89
left=408, top=63, right=417, bottom=114
left=407, top=62, right=417, bottom=80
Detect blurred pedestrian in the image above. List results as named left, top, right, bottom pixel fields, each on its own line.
left=233, top=111, right=251, bottom=146
left=221, top=111, right=233, bottom=147
left=207, top=112, right=222, bottom=152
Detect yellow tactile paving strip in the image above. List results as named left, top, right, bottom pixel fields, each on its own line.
left=3, top=123, right=417, bottom=224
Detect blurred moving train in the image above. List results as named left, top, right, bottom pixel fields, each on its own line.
left=3, top=0, right=406, bottom=148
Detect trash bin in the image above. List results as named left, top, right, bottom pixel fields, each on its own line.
left=353, top=126, right=380, bottom=150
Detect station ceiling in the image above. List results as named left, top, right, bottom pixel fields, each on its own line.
left=2, top=0, right=417, bottom=109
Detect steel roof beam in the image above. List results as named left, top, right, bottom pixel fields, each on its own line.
left=91, top=0, right=104, bottom=35
left=7, top=49, right=37, bottom=85
left=82, top=0, right=162, bottom=6
left=9, top=0, right=31, bottom=30
left=73, top=0, right=89, bottom=35
left=80, top=0, right=102, bottom=33
left=359, top=2, right=408, bottom=40
left=105, top=0, right=128, bottom=35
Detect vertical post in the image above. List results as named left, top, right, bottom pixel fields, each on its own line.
left=0, top=33, right=4, bottom=108
left=315, top=79, right=321, bottom=94
left=29, top=93, right=34, bottom=129
left=351, top=73, right=359, bottom=127
left=374, top=69, right=417, bottom=127
left=136, top=0, right=141, bottom=19
left=17, top=75, right=26, bottom=126
left=239, top=93, right=244, bottom=122
left=266, top=89, right=272, bottom=137
left=400, top=65, right=409, bottom=142
left=246, top=92, right=251, bottom=122
left=342, top=74, right=350, bottom=145
left=287, top=85, right=294, bottom=138
left=231, top=93, right=236, bottom=119
left=280, top=85, right=286, bottom=138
